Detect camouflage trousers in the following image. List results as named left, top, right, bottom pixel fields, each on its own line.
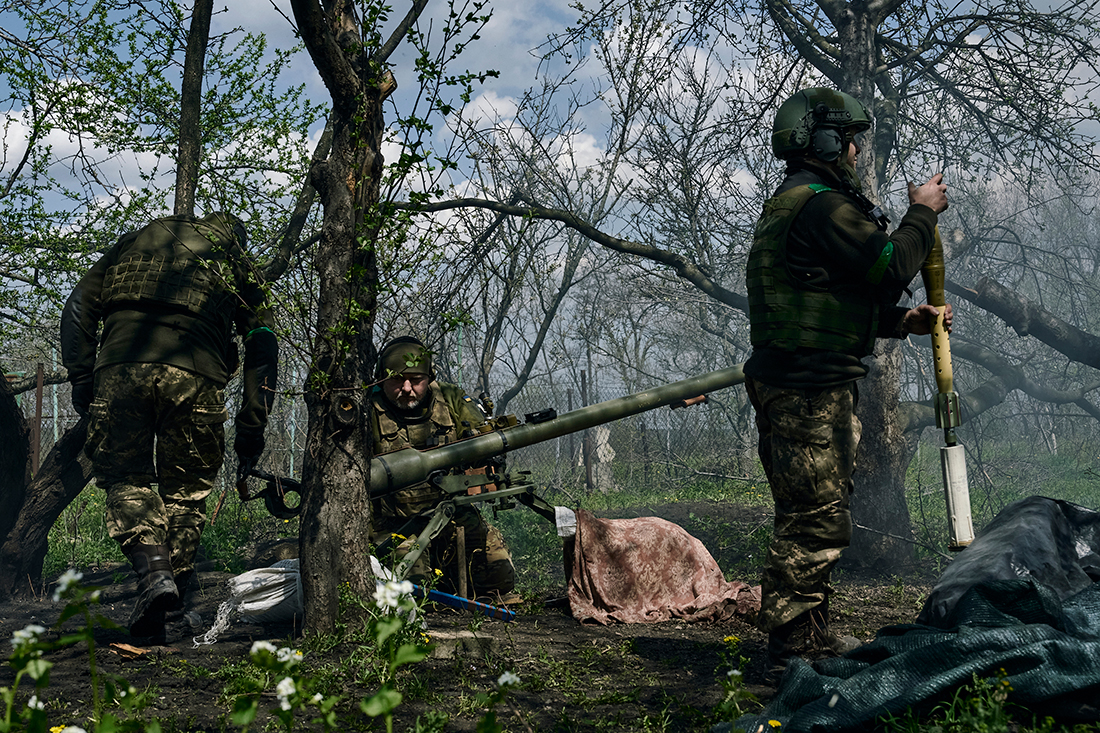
left=86, top=363, right=228, bottom=576
left=746, top=377, right=860, bottom=632
left=372, top=505, right=516, bottom=597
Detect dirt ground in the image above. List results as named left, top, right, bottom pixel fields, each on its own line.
left=0, top=501, right=936, bottom=732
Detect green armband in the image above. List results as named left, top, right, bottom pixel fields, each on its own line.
left=245, top=327, right=275, bottom=340
left=866, top=242, right=894, bottom=285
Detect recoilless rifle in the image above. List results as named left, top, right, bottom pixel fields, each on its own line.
left=232, top=365, right=748, bottom=584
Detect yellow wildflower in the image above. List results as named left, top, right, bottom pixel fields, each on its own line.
left=769, top=721, right=782, bottom=729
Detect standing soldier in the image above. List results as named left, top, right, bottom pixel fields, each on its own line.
left=369, top=336, right=518, bottom=604
left=745, top=88, right=950, bottom=682
left=62, top=212, right=278, bottom=641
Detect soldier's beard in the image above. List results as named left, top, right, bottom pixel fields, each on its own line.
left=394, top=393, right=425, bottom=411
left=837, top=146, right=862, bottom=191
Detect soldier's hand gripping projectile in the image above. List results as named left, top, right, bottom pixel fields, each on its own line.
left=921, top=227, right=975, bottom=550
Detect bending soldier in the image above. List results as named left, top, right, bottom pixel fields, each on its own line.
left=745, top=88, right=950, bottom=682
left=61, top=212, right=277, bottom=641
left=369, top=336, right=518, bottom=604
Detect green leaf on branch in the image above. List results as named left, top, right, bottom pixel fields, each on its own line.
left=373, top=617, right=403, bottom=645
left=23, top=658, right=51, bottom=682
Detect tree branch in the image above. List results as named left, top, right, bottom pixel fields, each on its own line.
left=374, top=0, right=429, bottom=65
left=947, top=277, right=1100, bottom=369
left=899, top=339, right=1100, bottom=434
left=398, top=197, right=748, bottom=311
left=289, top=0, right=361, bottom=107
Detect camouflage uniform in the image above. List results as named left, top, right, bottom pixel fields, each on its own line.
left=62, top=213, right=277, bottom=633
left=370, top=378, right=516, bottom=598
left=745, top=159, right=937, bottom=634
left=87, top=363, right=228, bottom=574
left=746, top=378, right=860, bottom=630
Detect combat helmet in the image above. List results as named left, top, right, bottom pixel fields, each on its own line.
left=375, top=335, right=435, bottom=380
left=771, top=88, right=872, bottom=162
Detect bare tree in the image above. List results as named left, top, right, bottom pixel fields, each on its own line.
left=403, top=0, right=1100, bottom=570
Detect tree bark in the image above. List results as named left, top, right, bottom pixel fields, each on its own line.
left=0, top=420, right=92, bottom=598
left=0, top=379, right=32, bottom=558
left=174, top=0, right=213, bottom=216
left=848, top=341, right=917, bottom=571
left=290, top=0, right=399, bottom=632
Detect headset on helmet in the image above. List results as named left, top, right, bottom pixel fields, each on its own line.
left=375, top=336, right=435, bottom=381
left=771, top=88, right=872, bottom=161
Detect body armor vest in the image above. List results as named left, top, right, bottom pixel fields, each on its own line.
left=747, top=184, right=879, bottom=356
left=373, top=382, right=458, bottom=517
left=101, top=216, right=237, bottom=336
left=103, top=255, right=233, bottom=325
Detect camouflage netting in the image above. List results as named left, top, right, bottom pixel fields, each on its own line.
left=733, top=496, right=1100, bottom=732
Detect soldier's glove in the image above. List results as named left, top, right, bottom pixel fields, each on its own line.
left=71, top=379, right=93, bottom=418
left=234, top=431, right=265, bottom=500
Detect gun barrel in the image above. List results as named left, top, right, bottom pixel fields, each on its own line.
left=370, top=364, right=746, bottom=494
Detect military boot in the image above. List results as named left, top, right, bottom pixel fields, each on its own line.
left=165, top=568, right=194, bottom=621
left=126, top=544, right=178, bottom=642
left=765, top=600, right=860, bottom=685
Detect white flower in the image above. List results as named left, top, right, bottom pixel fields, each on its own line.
left=250, top=640, right=277, bottom=658
left=89, top=590, right=101, bottom=603
left=10, top=624, right=46, bottom=652
left=311, top=693, right=323, bottom=704
left=374, top=579, right=414, bottom=611
left=497, top=671, right=520, bottom=688
left=276, top=647, right=303, bottom=666
left=275, top=677, right=296, bottom=711
left=61, top=727, right=88, bottom=733
left=728, top=669, right=743, bottom=679
left=27, top=695, right=44, bottom=710
left=52, top=569, right=83, bottom=602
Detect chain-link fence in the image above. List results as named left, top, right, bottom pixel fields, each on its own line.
left=494, top=381, right=761, bottom=504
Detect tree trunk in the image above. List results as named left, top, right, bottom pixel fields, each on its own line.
left=291, top=0, right=385, bottom=633
left=174, top=0, right=213, bottom=216
left=296, top=104, right=378, bottom=629
left=848, top=341, right=916, bottom=571
left=0, top=420, right=93, bottom=598
left=0, top=380, right=32, bottom=562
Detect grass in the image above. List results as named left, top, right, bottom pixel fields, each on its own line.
left=879, top=668, right=1100, bottom=733
left=34, top=436, right=1100, bottom=732
left=45, top=479, right=301, bottom=580
left=45, top=485, right=124, bottom=578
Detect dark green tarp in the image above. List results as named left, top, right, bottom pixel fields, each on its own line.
left=734, top=497, right=1100, bottom=732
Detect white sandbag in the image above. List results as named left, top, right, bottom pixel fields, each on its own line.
left=235, top=558, right=303, bottom=623
left=194, top=559, right=302, bottom=647
left=193, top=556, right=399, bottom=647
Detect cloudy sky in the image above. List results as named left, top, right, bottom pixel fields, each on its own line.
left=215, top=0, right=581, bottom=125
